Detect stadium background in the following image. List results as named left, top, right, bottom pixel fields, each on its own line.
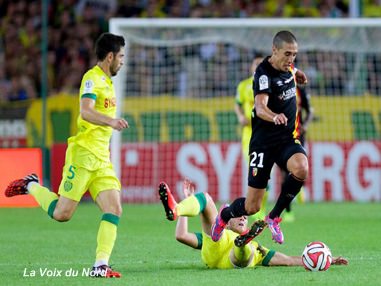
left=0, top=0, right=380, bottom=207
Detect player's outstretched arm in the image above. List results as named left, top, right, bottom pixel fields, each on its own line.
left=80, top=97, right=129, bottom=131
left=268, top=251, right=348, bottom=267
left=175, top=217, right=200, bottom=249
left=268, top=252, right=302, bottom=266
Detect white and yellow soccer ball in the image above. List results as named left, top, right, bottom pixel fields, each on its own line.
left=302, top=241, right=332, bottom=271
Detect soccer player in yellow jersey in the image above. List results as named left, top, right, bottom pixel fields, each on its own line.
left=5, top=33, right=128, bottom=278
left=235, top=56, right=267, bottom=220
left=159, top=179, right=348, bottom=269
left=235, top=56, right=263, bottom=162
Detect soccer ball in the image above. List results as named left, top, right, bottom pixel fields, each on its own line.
left=302, top=241, right=332, bottom=271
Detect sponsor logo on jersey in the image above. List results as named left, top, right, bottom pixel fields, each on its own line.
left=278, top=87, right=296, bottom=100
left=104, top=97, right=116, bottom=108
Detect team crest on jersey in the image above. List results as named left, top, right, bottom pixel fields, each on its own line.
left=84, top=80, right=94, bottom=93
left=64, top=180, right=73, bottom=192
left=259, top=75, right=269, bottom=90
left=252, top=167, right=258, bottom=177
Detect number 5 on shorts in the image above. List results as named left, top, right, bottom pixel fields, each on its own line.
left=67, top=165, right=76, bottom=179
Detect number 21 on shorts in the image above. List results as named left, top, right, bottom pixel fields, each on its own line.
left=250, top=152, right=264, bottom=168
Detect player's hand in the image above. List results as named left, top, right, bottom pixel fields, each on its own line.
left=111, top=118, right=129, bottom=131
left=332, top=256, right=348, bottom=265
left=183, top=178, right=195, bottom=198
left=272, top=113, right=288, bottom=126
left=239, top=115, right=249, bottom=126
left=295, top=69, right=308, bottom=85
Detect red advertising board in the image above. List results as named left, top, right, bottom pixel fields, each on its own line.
left=120, top=141, right=381, bottom=203
left=120, top=142, right=244, bottom=203
left=0, top=148, right=41, bottom=207
left=50, top=141, right=381, bottom=203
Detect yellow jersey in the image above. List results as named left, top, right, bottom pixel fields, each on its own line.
left=68, top=65, right=116, bottom=162
left=235, top=76, right=254, bottom=158
left=201, top=230, right=274, bottom=269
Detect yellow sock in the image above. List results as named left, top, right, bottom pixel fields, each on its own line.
left=176, top=193, right=207, bottom=217
left=28, top=183, right=58, bottom=217
left=297, top=187, right=305, bottom=204
left=252, top=191, right=267, bottom=220
left=96, top=213, right=119, bottom=265
left=261, top=191, right=268, bottom=212
left=233, top=244, right=253, bottom=267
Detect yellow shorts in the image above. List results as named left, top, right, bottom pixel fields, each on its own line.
left=247, top=240, right=275, bottom=267
left=58, top=143, right=121, bottom=202
left=201, top=230, right=275, bottom=269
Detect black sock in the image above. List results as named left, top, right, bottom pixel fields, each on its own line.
left=269, top=174, right=304, bottom=219
left=221, top=197, right=248, bottom=223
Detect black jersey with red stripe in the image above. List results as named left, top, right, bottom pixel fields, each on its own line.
left=250, top=56, right=299, bottom=149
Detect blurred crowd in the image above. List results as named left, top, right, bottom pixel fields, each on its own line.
left=0, top=0, right=380, bottom=103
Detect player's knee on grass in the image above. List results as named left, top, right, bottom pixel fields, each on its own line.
left=53, top=209, right=74, bottom=222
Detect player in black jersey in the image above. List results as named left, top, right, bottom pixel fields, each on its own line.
left=212, top=30, right=308, bottom=245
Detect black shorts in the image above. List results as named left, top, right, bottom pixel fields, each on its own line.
left=247, top=141, right=307, bottom=189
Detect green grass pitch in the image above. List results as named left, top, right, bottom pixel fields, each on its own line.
left=0, top=202, right=380, bottom=286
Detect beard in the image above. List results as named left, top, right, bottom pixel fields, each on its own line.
left=110, top=67, right=118, bottom=76
left=110, top=61, right=121, bottom=76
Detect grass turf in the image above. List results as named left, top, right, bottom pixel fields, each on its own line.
left=0, top=202, right=379, bottom=286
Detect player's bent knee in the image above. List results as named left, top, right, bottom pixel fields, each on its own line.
left=114, top=205, right=122, bottom=217
left=294, top=167, right=308, bottom=181
left=292, top=162, right=309, bottom=180
left=53, top=210, right=73, bottom=222
left=205, top=193, right=213, bottom=204
left=104, top=204, right=122, bottom=217
left=245, top=204, right=261, bottom=215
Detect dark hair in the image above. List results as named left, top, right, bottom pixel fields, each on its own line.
left=273, top=31, right=297, bottom=49
left=95, top=33, right=125, bottom=61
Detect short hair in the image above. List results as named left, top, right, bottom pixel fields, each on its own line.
left=95, top=33, right=125, bottom=61
left=273, top=31, right=297, bottom=49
